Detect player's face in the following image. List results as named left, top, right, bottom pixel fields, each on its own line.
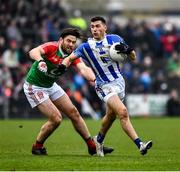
left=61, top=35, right=77, bottom=54
left=90, top=20, right=107, bottom=40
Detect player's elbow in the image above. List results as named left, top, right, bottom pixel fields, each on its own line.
left=29, top=48, right=36, bottom=59
left=29, top=46, right=42, bottom=60
left=28, top=49, right=33, bottom=58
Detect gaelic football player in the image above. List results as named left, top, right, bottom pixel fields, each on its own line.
left=23, top=28, right=113, bottom=155
left=59, top=17, right=153, bottom=157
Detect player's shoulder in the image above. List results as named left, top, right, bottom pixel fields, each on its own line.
left=41, top=41, right=58, bottom=49
left=106, top=34, right=124, bottom=41
left=77, top=41, right=89, bottom=49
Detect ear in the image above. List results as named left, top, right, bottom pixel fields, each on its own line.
left=104, top=24, right=107, bottom=32
left=58, top=37, right=63, bottom=48
left=59, top=37, right=63, bottom=43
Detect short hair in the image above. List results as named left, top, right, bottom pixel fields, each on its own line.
left=91, top=16, right=106, bottom=24
left=60, top=28, right=81, bottom=39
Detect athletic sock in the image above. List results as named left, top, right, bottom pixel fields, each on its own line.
left=86, top=137, right=96, bottom=150
left=97, top=132, right=105, bottom=144
left=34, top=140, right=43, bottom=148
left=134, top=138, right=142, bottom=149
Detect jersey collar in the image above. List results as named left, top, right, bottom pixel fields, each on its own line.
left=57, top=46, right=68, bottom=58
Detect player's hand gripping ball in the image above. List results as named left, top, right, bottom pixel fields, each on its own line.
left=38, top=60, right=47, bottom=73
left=109, top=43, right=128, bottom=62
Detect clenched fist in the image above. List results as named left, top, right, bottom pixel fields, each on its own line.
left=38, top=60, right=47, bottom=73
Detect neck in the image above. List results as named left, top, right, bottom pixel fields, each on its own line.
left=93, top=33, right=106, bottom=41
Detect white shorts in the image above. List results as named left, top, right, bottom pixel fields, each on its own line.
left=95, top=78, right=125, bottom=103
left=23, top=81, right=65, bottom=108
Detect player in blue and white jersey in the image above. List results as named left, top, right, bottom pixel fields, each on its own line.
left=59, top=16, right=153, bottom=156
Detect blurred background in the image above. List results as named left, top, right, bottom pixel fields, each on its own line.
left=1, top=0, right=180, bottom=119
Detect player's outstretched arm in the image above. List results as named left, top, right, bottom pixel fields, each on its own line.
left=76, top=61, right=96, bottom=82
left=62, top=53, right=78, bottom=67
left=58, top=53, right=78, bottom=73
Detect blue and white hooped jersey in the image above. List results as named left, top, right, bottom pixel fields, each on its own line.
left=74, top=34, right=126, bottom=85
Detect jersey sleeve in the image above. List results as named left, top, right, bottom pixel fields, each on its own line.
left=108, top=34, right=127, bottom=45
left=71, top=58, right=81, bottom=66
left=41, top=42, right=58, bottom=56
left=73, top=43, right=87, bottom=59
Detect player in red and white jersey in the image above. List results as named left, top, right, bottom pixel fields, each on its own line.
left=23, top=28, right=113, bottom=156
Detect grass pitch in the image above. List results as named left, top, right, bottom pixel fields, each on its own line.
left=0, top=117, right=180, bottom=171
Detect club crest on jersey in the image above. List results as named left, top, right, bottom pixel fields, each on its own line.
left=36, top=91, right=44, bottom=100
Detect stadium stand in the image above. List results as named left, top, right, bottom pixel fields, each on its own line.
left=0, top=0, right=180, bottom=118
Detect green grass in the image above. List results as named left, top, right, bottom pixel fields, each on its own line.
left=0, top=117, right=180, bottom=171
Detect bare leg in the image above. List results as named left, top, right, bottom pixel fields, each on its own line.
left=98, top=95, right=153, bottom=155
left=36, top=99, right=62, bottom=143
left=104, top=95, right=153, bottom=155
left=99, top=105, right=116, bottom=136
left=53, top=94, right=90, bottom=140
left=53, top=94, right=97, bottom=155
left=107, top=95, right=138, bottom=140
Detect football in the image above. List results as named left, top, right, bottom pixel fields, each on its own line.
left=109, top=43, right=127, bottom=62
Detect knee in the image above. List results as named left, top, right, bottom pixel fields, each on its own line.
left=51, top=112, right=62, bottom=127
left=118, top=107, right=128, bottom=121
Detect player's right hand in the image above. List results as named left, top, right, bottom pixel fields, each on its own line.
left=38, top=59, right=47, bottom=73
left=58, top=64, right=67, bottom=74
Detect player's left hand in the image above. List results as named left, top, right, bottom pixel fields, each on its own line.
left=58, top=64, right=67, bottom=74
left=115, top=42, right=133, bottom=54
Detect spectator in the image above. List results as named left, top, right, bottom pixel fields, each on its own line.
left=139, top=70, right=152, bottom=92
left=6, top=20, right=22, bottom=43
left=166, top=51, right=180, bottom=78
left=152, top=70, right=168, bottom=93
left=1, top=0, right=180, bottom=118
left=2, top=40, right=20, bottom=84
left=160, top=22, right=178, bottom=58
left=166, top=89, right=180, bottom=116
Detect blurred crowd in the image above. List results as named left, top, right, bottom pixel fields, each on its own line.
left=1, top=0, right=180, bottom=118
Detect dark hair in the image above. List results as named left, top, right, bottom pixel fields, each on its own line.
left=91, top=16, right=106, bottom=24
left=60, top=28, right=81, bottom=39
